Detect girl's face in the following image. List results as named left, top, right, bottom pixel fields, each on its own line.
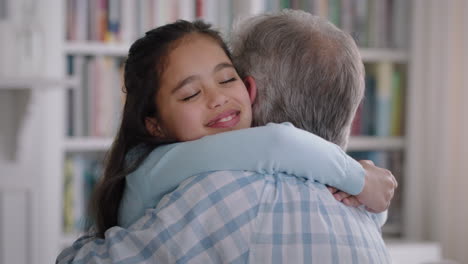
left=153, top=34, right=254, bottom=141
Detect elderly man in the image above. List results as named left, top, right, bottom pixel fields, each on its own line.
left=58, top=10, right=395, bottom=263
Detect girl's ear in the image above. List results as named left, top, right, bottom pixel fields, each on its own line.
left=243, top=76, right=257, bottom=104
left=145, top=117, right=165, bottom=138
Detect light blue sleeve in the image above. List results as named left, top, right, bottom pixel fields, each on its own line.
left=152, top=123, right=364, bottom=194
left=121, top=123, right=365, bottom=227
left=374, top=210, right=388, bottom=228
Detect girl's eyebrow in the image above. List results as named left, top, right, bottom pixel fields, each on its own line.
left=213, top=62, right=234, bottom=73
left=172, top=75, right=198, bottom=94
left=171, top=62, right=235, bottom=94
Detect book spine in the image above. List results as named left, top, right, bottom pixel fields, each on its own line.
left=196, top=0, right=203, bottom=18
left=391, top=0, right=408, bottom=49
left=362, top=75, right=377, bottom=135
left=354, top=0, right=368, bottom=47
left=121, top=0, right=136, bottom=43
left=217, top=0, right=232, bottom=34
left=63, top=157, right=74, bottom=233
left=375, top=62, right=394, bottom=137
left=328, top=0, right=341, bottom=27
left=107, top=0, right=121, bottom=42
left=390, top=69, right=404, bottom=136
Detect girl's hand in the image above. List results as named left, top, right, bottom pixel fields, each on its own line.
left=356, top=160, right=398, bottom=213
left=327, top=187, right=363, bottom=207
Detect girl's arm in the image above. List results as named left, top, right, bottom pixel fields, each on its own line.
left=152, top=123, right=364, bottom=195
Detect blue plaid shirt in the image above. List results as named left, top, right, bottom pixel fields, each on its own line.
left=57, top=171, right=391, bottom=263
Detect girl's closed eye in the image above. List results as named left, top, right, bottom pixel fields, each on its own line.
left=219, top=77, right=237, bottom=85
left=181, top=90, right=200, bottom=101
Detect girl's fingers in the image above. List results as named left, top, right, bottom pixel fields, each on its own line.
left=333, top=191, right=351, bottom=201
left=327, top=186, right=338, bottom=194
left=343, top=197, right=362, bottom=207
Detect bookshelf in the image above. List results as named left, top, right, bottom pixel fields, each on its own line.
left=347, top=136, right=405, bottom=151
left=61, top=0, right=410, bottom=241
left=62, top=0, right=410, bottom=233
left=63, top=136, right=405, bottom=153
left=64, top=42, right=409, bottom=61
left=0, top=78, right=73, bottom=90
left=64, top=42, right=130, bottom=56
left=64, top=137, right=114, bottom=152
left=0, top=0, right=426, bottom=263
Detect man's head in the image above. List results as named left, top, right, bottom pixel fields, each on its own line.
left=231, top=9, right=365, bottom=149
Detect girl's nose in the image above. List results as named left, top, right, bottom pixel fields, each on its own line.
left=207, top=89, right=229, bottom=109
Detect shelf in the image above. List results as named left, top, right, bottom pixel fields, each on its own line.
left=0, top=77, right=74, bottom=90
left=64, top=137, right=114, bottom=152
left=64, top=42, right=130, bottom=56
left=64, top=42, right=408, bottom=63
left=347, top=136, right=405, bottom=151
left=359, top=48, right=408, bottom=63
left=64, top=136, right=404, bottom=152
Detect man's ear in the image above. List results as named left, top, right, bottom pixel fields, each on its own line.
left=243, top=76, right=257, bottom=104
left=145, top=117, right=165, bottom=138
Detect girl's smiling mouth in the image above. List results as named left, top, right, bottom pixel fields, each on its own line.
left=206, top=110, right=241, bottom=128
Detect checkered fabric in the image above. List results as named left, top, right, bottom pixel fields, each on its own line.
left=57, top=171, right=391, bottom=264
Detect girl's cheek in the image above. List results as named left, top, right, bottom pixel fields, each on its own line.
left=178, top=107, right=200, bottom=124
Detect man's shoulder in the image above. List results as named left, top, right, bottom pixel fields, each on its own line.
left=156, top=170, right=265, bottom=211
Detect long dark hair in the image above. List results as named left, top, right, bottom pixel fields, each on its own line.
left=91, top=20, right=232, bottom=238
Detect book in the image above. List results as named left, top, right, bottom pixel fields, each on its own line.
left=72, top=156, right=85, bottom=231
left=313, top=0, right=328, bottom=18
left=375, top=62, right=394, bottom=137
left=73, top=56, right=85, bottom=137
left=62, top=155, right=106, bottom=233
left=121, top=0, right=136, bottom=43
left=390, top=69, right=404, bottom=136
left=265, top=0, right=281, bottom=12
left=232, top=0, right=265, bottom=20
left=362, top=75, right=377, bottom=135
left=280, top=0, right=291, bottom=9
left=66, top=0, right=76, bottom=41
left=88, top=0, right=98, bottom=41
left=63, top=157, right=74, bottom=233
left=76, top=0, right=88, bottom=41
left=391, top=0, right=409, bottom=49
left=340, top=0, right=354, bottom=35
left=202, top=0, right=219, bottom=27
left=328, top=0, right=341, bottom=27
left=217, top=0, right=233, bottom=34
left=354, top=0, right=368, bottom=47
left=290, top=0, right=300, bottom=9
left=107, top=0, right=121, bottom=42
left=196, top=0, right=203, bottom=18
left=66, top=56, right=74, bottom=136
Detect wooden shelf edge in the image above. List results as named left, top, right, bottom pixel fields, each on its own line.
left=347, top=136, right=405, bottom=151
left=360, top=48, right=408, bottom=63
left=64, top=136, right=404, bottom=152
left=64, top=42, right=408, bottom=62
left=64, top=137, right=114, bottom=152
left=0, top=77, right=73, bottom=90
left=64, top=42, right=130, bottom=56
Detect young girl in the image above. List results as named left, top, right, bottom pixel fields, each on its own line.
left=92, top=20, right=390, bottom=237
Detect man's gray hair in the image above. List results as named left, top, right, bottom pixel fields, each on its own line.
left=230, top=9, right=365, bottom=149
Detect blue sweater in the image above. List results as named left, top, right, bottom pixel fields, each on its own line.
left=119, top=123, right=365, bottom=228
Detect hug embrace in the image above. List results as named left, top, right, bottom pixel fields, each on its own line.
left=58, top=9, right=397, bottom=264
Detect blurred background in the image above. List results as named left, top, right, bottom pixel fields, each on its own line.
left=0, top=0, right=467, bottom=263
